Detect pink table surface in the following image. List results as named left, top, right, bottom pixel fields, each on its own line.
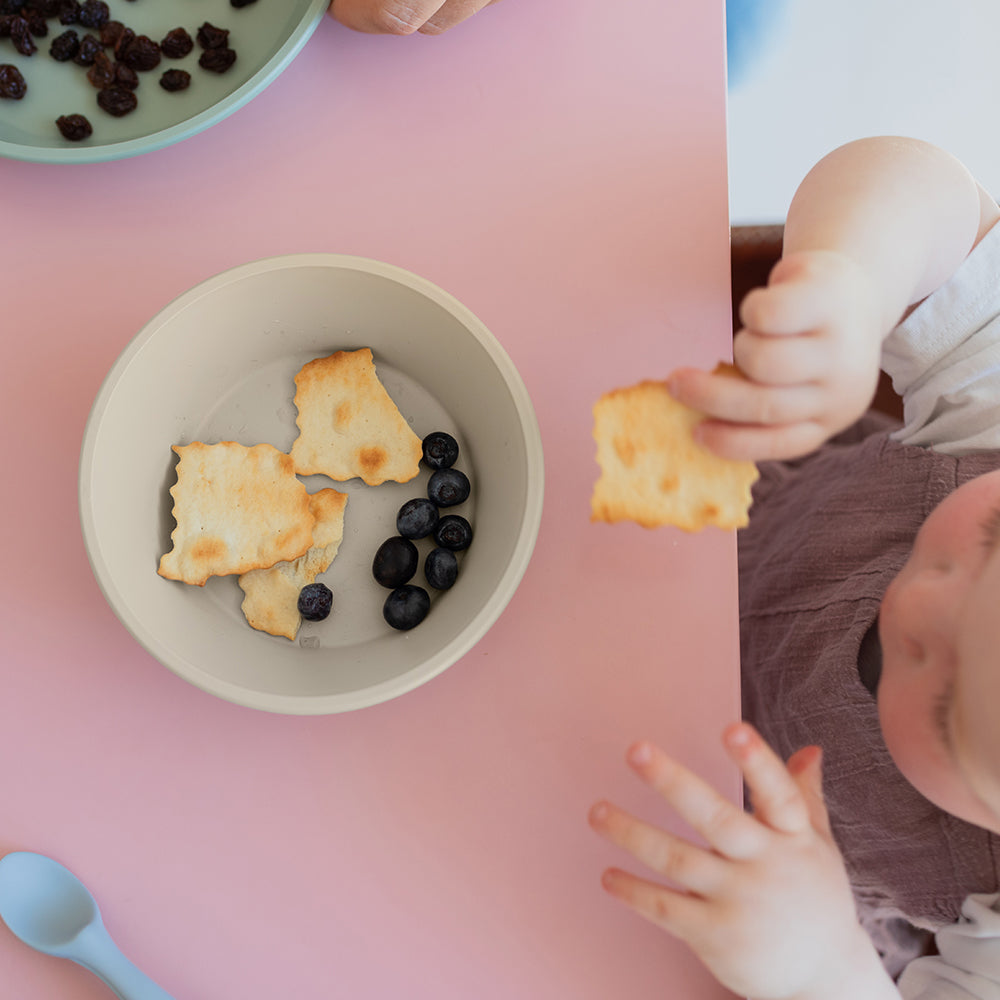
left=0, top=2, right=738, bottom=997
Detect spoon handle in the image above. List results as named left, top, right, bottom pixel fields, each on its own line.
left=74, top=925, right=176, bottom=1000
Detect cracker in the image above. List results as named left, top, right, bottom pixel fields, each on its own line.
left=290, top=348, right=422, bottom=486
left=238, top=488, right=349, bottom=640
left=590, top=367, right=758, bottom=531
left=158, top=442, right=316, bottom=586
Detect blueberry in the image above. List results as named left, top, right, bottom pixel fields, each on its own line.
left=421, top=431, right=459, bottom=469
left=434, top=514, right=473, bottom=551
left=383, top=585, right=431, bottom=631
left=425, top=547, right=458, bottom=590
left=297, top=583, right=333, bottom=621
left=372, top=536, right=418, bottom=588
left=396, top=497, right=439, bottom=539
left=427, top=468, right=470, bottom=507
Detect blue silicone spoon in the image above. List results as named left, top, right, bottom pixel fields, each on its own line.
left=0, top=851, right=175, bottom=1000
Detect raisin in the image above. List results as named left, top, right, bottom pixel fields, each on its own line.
left=10, top=17, right=37, bottom=56
left=26, top=0, right=60, bottom=14
left=85, top=49, right=113, bottom=87
left=160, top=27, right=192, bottom=59
left=0, top=15, right=12, bottom=37
left=55, top=112, right=92, bottom=140
left=111, top=25, right=132, bottom=58
left=199, top=47, right=236, bottom=73
left=57, top=0, right=81, bottom=24
left=0, top=0, right=20, bottom=14
left=96, top=85, right=136, bottom=116
left=49, top=28, right=79, bottom=61
left=196, top=22, right=229, bottom=49
left=0, top=63, right=26, bottom=99
left=24, top=10, right=48, bottom=37
left=119, top=33, right=159, bottom=71
left=159, top=67, right=190, bottom=92
left=76, top=0, right=108, bottom=29
left=98, top=19, right=125, bottom=48
left=231, top=0, right=258, bottom=6
left=113, top=61, right=137, bottom=89
left=72, top=32, right=101, bottom=65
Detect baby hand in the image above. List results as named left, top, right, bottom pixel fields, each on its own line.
left=589, top=725, right=893, bottom=1000
left=669, top=250, right=885, bottom=461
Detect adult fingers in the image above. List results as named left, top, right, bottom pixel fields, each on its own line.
left=328, top=0, right=493, bottom=34
left=723, top=724, right=810, bottom=835
left=624, top=741, right=767, bottom=860
left=420, top=0, right=497, bottom=33
left=588, top=800, right=725, bottom=895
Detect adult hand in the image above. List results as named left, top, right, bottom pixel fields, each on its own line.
left=328, top=0, right=498, bottom=35
left=667, top=250, right=884, bottom=463
left=589, top=724, right=899, bottom=1000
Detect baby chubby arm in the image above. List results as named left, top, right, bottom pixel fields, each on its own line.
left=670, top=137, right=1000, bottom=461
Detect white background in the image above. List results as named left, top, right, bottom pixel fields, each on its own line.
left=728, top=0, right=1000, bottom=223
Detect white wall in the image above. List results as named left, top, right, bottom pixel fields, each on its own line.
left=727, top=1, right=1000, bottom=224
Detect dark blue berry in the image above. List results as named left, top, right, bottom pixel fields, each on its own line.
left=297, top=583, right=333, bottom=621
left=396, top=497, right=439, bottom=539
left=427, top=468, right=470, bottom=507
left=421, top=431, right=459, bottom=470
left=383, top=585, right=431, bottom=631
left=434, top=514, right=473, bottom=551
left=372, top=536, right=418, bottom=588
left=425, top=547, right=458, bottom=590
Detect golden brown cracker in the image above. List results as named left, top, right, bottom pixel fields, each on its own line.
left=590, top=369, right=758, bottom=531
left=158, top=442, right=316, bottom=586
left=238, top=488, right=348, bottom=640
left=289, top=348, right=422, bottom=486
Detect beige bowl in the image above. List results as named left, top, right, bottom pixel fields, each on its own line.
left=79, top=255, right=544, bottom=714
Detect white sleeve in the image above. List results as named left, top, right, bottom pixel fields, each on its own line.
left=882, top=220, right=1000, bottom=456
left=898, top=894, right=1000, bottom=999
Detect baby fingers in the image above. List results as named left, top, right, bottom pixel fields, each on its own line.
left=668, top=366, right=823, bottom=426
left=599, top=866, right=706, bottom=936
left=622, top=741, right=768, bottom=860
left=588, top=800, right=724, bottom=895
left=723, top=723, right=811, bottom=835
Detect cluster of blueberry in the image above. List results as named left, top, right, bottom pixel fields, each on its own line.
left=375, top=431, right=474, bottom=631
left=294, top=431, right=475, bottom=633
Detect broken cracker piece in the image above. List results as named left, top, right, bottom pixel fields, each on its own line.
left=590, top=368, right=758, bottom=531
left=237, top=488, right=349, bottom=641
left=158, top=441, right=316, bottom=586
left=290, top=348, right=422, bottom=486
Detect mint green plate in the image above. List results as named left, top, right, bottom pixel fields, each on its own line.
left=0, top=0, right=328, bottom=164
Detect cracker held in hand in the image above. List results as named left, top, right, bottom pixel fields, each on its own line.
left=238, top=488, right=348, bottom=641
left=590, top=369, right=759, bottom=531
left=290, top=348, right=422, bottom=486
left=158, top=442, right=316, bottom=586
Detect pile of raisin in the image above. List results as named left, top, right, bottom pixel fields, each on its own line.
left=372, top=431, right=475, bottom=631
left=0, top=3, right=256, bottom=142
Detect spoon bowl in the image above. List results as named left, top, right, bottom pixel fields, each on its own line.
left=0, top=851, right=175, bottom=999
left=0, top=850, right=99, bottom=954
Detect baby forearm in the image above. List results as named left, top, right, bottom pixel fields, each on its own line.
left=782, top=136, right=991, bottom=333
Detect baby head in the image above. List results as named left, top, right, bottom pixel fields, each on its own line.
left=878, top=468, right=1000, bottom=832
